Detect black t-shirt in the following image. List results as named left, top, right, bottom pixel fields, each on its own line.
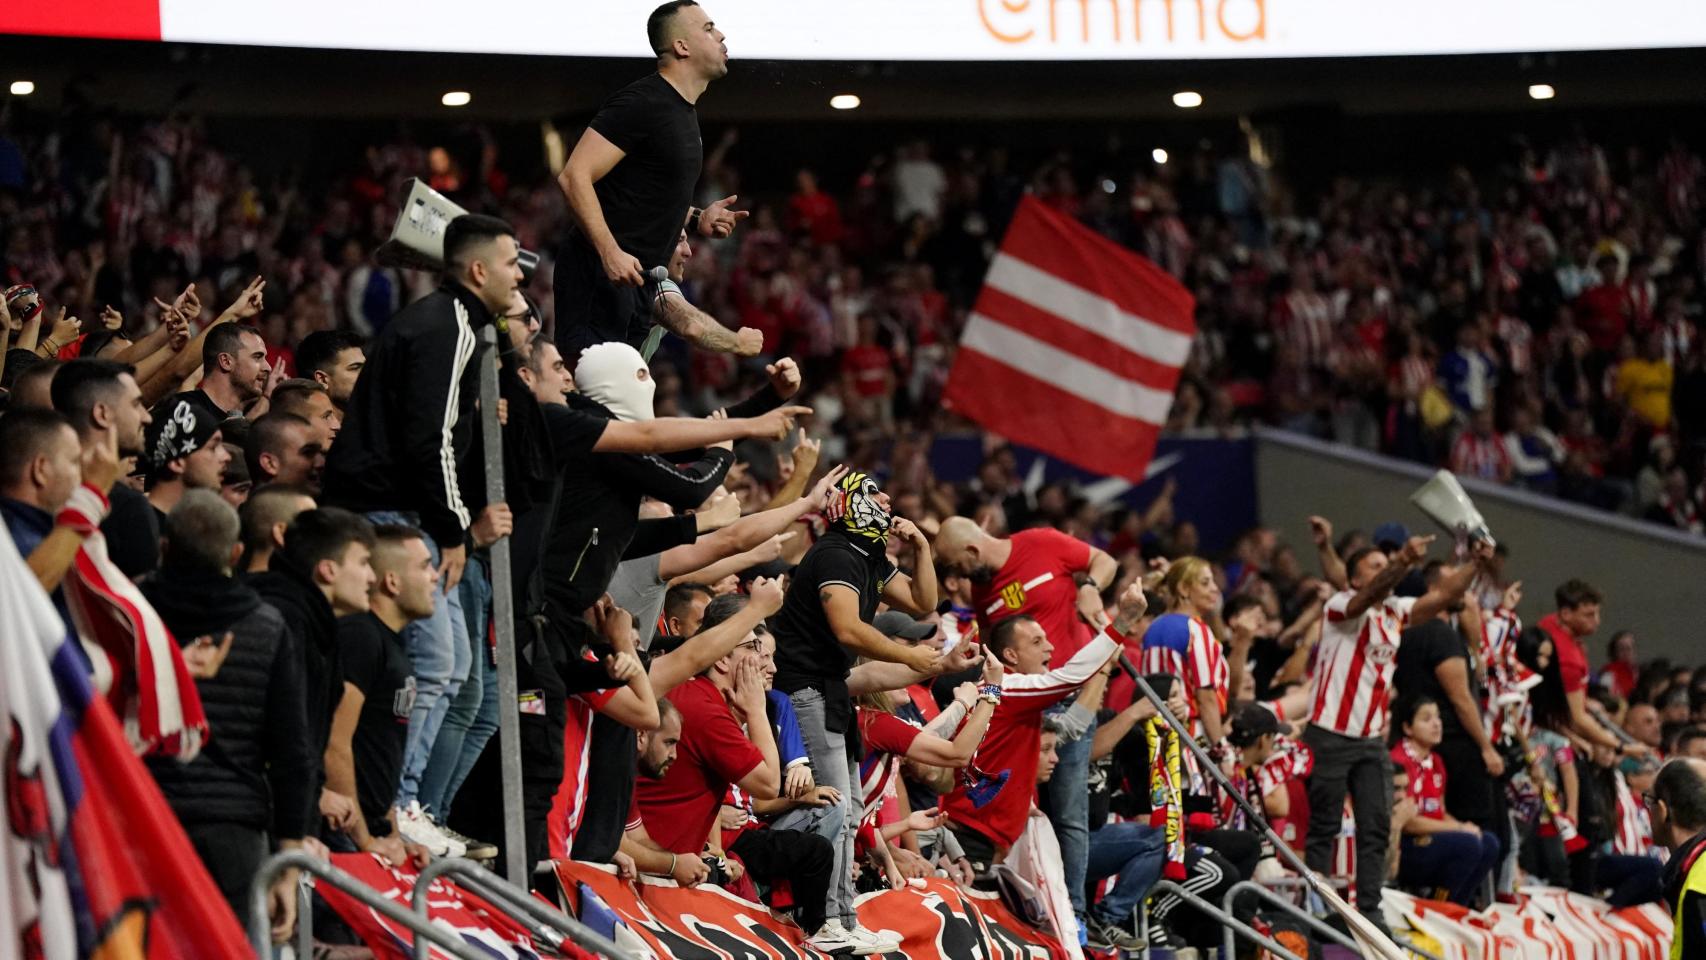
left=1248, top=636, right=1292, bottom=701
left=339, top=612, right=416, bottom=838
left=771, top=531, right=896, bottom=737
left=1392, top=618, right=1477, bottom=738
left=102, top=482, right=160, bottom=579
left=772, top=531, right=897, bottom=689
left=585, top=73, right=703, bottom=270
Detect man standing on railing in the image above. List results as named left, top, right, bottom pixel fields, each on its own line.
left=554, top=1, right=749, bottom=358
left=1303, top=535, right=1490, bottom=933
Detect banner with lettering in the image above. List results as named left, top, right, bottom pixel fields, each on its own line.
left=555, top=860, right=1068, bottom=960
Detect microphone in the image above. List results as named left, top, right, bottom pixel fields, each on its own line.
left=647, top=266, right=670, bottom=284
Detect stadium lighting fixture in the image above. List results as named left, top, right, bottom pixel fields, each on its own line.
left=441, top=90, right=472, bottom=107
left=1152, top=148, right=1170, bottom=164
left=9, top=80, right=34, bottom=96
left=1528, top=83, right=1556, bottom=101
left=830, top=94, right=861, bottom=110
left=1172, top=90, right=1203, bottom=109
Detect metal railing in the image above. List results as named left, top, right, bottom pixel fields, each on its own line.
left=247, top=851, right=489, bottom=959
left=410, top=858, right=636, bottom=960
left=1218, top=879, right=1446, bottom=960
left=1142, top=880, right=1303, bottom=960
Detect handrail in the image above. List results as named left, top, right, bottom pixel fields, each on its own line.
left=1223, top=879, right=1445, bottom=960
left=411, top=858, right=637, bottom=960
left=247, top=850, right=489, bottom=960
left=1223, top=880, right=1362, bottom=959
left=1143, top=880, right=1303, bottom=960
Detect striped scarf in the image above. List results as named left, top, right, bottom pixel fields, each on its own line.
left=56, top=483, right=207, bottom=760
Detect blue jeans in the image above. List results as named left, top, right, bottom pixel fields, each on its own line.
left=1086, top=821, right=1166, bottom=926
left=788, top=687, right=860, bottom=927
left=366, top=512, right=470, bottom=809
left=417, top=552, right=493, bottom=818
left=1041, top=704, right=1095, bottom=917
left=1398, top=829, right=1501, bottom=905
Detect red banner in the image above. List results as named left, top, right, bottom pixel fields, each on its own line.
left=318, top=852, right=579, bottom=960
left=557, top=860, right=1067, bottom=960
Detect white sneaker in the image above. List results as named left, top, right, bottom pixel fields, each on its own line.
left=807, top=920, right=861, bottom=956
left=396, top=801, right=465, bottom=858
left=842, top=923, right=901, bottom=956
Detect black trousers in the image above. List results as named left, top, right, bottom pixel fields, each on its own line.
left=569, top=713, right=637, bottom=864
left=729, top=826, right=834, bottom=935
left=1150, top=846, right=1246, bottom=949
left=553, top=231, right=652, bottom=359
left=186, top=821, right=267, bottom=932
left=1302, top=725, right=1393, bottom=915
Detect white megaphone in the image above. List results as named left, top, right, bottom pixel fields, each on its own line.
left=1409, top=469, right=1494, bottom=547
left=376, top=178, right=539, bottom=278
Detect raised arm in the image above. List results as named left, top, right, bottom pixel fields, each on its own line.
left=1344, top=535, right=1430, bottom=619
left=654, top=287, right=761, bottom=355
left=1309, top=516, right=1348, bottom=590
left=647, top=578, right=784, bottom=695
left=658, top=467, right=842, bottom=580
left=823, top=584, right=939, bottom=673
left=880, top=518, right=938, bottom=616
left=592, top=405, right=812, bottom=454
left=1410, top=539, right=1492, bottom=623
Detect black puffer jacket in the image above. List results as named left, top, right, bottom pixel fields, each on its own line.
left=142, top=563, right=314, bottom=840
left=248, top=551, right=341, bottom=833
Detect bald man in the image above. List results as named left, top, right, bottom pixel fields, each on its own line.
left=933, top=515, right=1117, bottom=924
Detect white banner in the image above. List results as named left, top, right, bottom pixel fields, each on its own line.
left=141, top=0, right=1706, bottom=61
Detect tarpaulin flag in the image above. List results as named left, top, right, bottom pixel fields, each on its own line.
left=0, top=526, right=251, bottom=960
left=944, top=196, right=1196, bottom=482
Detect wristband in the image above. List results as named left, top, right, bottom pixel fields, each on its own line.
left=55, top=482, right=111, bottom=536
left=687, top=207, right=703, bottom=233
left=977, top=683, right=1003, bottom=705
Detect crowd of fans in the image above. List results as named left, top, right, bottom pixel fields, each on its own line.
left=4, top=12, right=1706, bottom=957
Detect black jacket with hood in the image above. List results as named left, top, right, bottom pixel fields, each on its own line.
left=142, top=562, right=314, bottom=841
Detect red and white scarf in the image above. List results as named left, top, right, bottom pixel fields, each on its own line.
left=56, top=483, right=208, bottom=759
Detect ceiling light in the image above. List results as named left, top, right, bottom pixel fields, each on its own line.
left=1528, top=83, right=1556, bottom=101
left=9, top=80, right=34, bottom=96
left=1172, top=90, right=1202, bottom=109
left=441, top=90, right=471, bottom=107
left=829, top=94, right=861, bottom=110
left=1152, top=148, right=1170, bottom=165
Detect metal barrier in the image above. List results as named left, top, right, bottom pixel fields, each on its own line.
left=247, top=850, right=489, bottom=959
left=1222, top=880, right=1361, bottom=960
left=1141, top=880, right=1303, bottom=960
left=410, top=858, right=637, bottom=960
left=1218, top=879, right=1446, bottom=960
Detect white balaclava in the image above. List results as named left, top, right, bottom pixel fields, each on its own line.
left=575, top=342, right=656, bottom=422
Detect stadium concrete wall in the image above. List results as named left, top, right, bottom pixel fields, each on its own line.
left=1255, top=428, right=1706, bottom=666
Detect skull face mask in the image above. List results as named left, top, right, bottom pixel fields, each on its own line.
left=835, top=470, right=891, bottom=545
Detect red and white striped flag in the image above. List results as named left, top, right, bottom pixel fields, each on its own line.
left=944, top=196, right=1196, bottom=481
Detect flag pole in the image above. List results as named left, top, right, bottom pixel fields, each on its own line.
left=478, top=325, right=528, bottom=888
